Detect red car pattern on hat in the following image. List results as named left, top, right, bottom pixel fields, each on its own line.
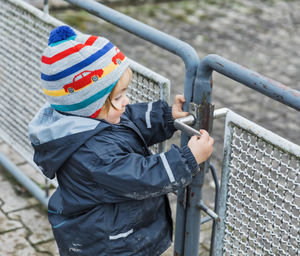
left=63, top=69, right=104, bottom=93
left=112, top=48, right=125, bottom=65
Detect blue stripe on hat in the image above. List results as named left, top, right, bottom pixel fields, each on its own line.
left=50, top=81, right=117, bottom=112
left=41, top=42, right=114, bottom=81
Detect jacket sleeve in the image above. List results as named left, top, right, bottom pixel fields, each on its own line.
left=124, top=100, right=176, bottom=146
left=87, top=141, right=199, bottom=201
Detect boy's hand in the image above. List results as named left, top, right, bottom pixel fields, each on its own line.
left=172, top=95, right=189, bottom=119
left=188, top=130, right=214, bottom=164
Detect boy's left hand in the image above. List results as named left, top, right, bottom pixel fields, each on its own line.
left=172, top=95, right=189, bottom=120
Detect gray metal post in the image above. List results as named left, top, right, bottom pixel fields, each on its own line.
left=182, top=60, right=213, bottom=255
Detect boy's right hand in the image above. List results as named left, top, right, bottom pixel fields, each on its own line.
left=187, top=130, right=214, bottom=164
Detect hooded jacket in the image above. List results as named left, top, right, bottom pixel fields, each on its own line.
left=28, top=100, right=199, bottom=256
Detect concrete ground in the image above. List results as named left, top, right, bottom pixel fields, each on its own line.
left=1, top=0, right=300, bottom=255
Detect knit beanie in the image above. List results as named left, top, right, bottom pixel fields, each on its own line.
left=41, top=26, right=129, bottom=117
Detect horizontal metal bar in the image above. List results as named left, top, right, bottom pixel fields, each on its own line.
left=213, top=108, right=230, bottom=119
left=0, top=153, right=48, bottom=207
left=198, top=201, right=219, bottom=221
left=200, top=215, right=212, bottom=225
left=174, top=115, right=201, bottom=137
left=174, top=109, right=230, bottom=136
left=226, top=110, right=300, bottom=157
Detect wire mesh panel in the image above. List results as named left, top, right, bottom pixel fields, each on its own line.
left=0, top=0, right=169, bottom=176
left=213, top=110, right=300, bottom=256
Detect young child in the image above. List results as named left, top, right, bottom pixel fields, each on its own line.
left=28, top=26, right=214, bottom=256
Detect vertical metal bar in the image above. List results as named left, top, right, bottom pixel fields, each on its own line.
left=183, top=60, right=213, bottom=255
left=174, top=188, right=186, bottom=255
left=209, top=163, right=220, bottom=256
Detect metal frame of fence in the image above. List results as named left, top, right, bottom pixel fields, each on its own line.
left=212, top=109, right=300, bottom=255
left=0, top=0, right=299, bottom=255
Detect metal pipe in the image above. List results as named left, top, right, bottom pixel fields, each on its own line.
left=183, top=56, right=214, bottom=255
left=0, top=153, right=48, bottom=207
left=174, top=115, right=200, bottom=137
left=213, top=108, right=230, bottom=119
left=197, top=54, right=300, bottom=111
left=197, top=202, right=219, bottom=221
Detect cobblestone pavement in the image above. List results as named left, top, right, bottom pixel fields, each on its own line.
left=1, top=0, right=300, bottom=255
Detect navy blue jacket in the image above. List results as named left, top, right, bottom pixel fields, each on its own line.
left=28, top=100, right=199, bottom=256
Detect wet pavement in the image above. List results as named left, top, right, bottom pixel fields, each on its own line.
left=1, top=0, right=300, bottom=255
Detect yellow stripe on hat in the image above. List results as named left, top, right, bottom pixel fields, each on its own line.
left=42, top=59, right=125, bottom=97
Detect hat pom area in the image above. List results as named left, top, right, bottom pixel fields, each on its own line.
left=48, top=26, right=76, bottom=45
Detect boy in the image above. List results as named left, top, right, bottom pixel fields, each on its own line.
left=28, top=26, right=214, bottom=255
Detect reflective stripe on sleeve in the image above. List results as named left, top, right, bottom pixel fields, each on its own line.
left=159, top=153, right=175, bottom=183
left=145, top=102, right=153, bottom=128
left=109, top=229, right=133, bottom=240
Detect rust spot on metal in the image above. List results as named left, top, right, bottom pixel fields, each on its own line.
left=191, top=192, right=195, bottom=197
left=174, top=252, right=180, bottom=256
left=263, top=84, right=267, bottom=89
left=186, top=232, right=190, bottom=236
left=266, top=77, right=290, bottom=90
left=292, top=91, right=300, bottom=97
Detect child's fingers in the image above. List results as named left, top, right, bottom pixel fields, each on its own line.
left=199, top=130, right=209, bottom=141
left=178, top=111, right=189, bottom=117
left=175, top=94, right=185, bottom=104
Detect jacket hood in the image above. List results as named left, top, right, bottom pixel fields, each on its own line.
left=28, top=103, right=109, bottom=179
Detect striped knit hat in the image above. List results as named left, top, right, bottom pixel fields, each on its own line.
left=41, top=26, right=129, bottom=117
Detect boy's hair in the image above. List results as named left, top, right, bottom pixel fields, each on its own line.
left=40, top=26, right=129, bottom=117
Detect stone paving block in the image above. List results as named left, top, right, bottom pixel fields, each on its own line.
left=0, top=210, right=22, bottom=233
left=0, top=228, right=44, bottom=256
left=36, top=240, right=59, bottom=256
left=8, top=207, right=53, bottom=245
left=0, top=180, right=38, bottom=213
